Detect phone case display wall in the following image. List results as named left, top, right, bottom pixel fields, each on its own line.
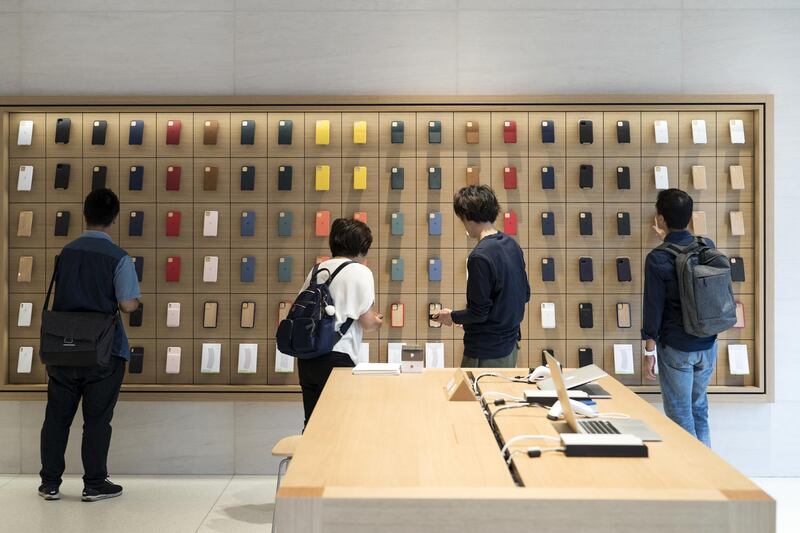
left=1, top=97, right=771, bottom=398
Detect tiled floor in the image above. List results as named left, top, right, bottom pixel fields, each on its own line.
left=0, top=474, right=794, bottom=532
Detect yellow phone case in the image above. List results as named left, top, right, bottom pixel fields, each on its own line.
left=353, top=120, right=367, bottom=144
left=353, top=166, right=367, bottom=190
left=315, top=119, right=330, bottom=145
left=315, top=164, right=330, bottom=191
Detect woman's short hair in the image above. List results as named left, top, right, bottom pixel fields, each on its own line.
left=329, top=218, right=373, bottom=257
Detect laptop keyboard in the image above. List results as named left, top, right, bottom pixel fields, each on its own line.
left=579, top=420, right=620, bottom=435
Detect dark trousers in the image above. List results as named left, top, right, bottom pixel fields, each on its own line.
left=40, top=356, right=125, bottom=488
left=297, top=351, right=354, bottom=427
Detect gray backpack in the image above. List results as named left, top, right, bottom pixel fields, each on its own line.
left=657, top=237, right=737, bottom=337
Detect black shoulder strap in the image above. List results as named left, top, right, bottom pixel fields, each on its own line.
left=43, top=255, right=60, bottom=315
left=327, top=260, right=355, bottom=284
left=327, top=260, right=357, bottom=336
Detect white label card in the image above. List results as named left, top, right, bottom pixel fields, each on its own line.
left=613, top=344, right=634, bottom=374
left=358, top=342, right=370, bottom=364
left=238, top=343, right=259, bottom=374
left=728, top=344, right=750, bottom=375
left=201, top=343, right=221, bottom=374
left=425, top=343, right=445, bottom=369
left=388, top=342, right=405, bottom=364
left=275, top=343, right=294, bottom=373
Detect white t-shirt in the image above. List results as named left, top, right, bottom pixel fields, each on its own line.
left=299, top=258, right=375, bottom=364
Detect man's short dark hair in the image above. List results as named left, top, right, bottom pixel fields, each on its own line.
left=329, top=218, right=373, bottom=258
left=83, top=188, right=120, bottom=227
left=656, top=188, right=693, bottom=230
left=453, top=185, right=500, bottom=224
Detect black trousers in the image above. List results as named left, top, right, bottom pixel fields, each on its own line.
left=40, top=356, right=125, bottom=488
left=297, top=351, right=354, bottom=427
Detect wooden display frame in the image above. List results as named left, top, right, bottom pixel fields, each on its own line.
left=0, top=95, right=773, bottom=401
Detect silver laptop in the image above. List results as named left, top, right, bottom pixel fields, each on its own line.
left=545, top=353, right=661, bottom=442
left=537, top=363, right=607, bottom=391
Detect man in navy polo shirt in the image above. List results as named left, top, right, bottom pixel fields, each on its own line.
left=39, top=188, right=141, bottom=502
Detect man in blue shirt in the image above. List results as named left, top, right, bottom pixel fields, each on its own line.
left=39, top=189, right=141, bottom=502
left=642, top=189, right=717, bottom=447
left=433, top=186, right=530, bottom=367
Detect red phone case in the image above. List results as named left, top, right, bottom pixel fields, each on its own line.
left=165, top=210, right=181, bottom=237
left=165, top=256, right=181, bottom=282
left=503, top=120, right=517, bottom=144
left=166, top=119, right=182, bottom=145
left=503, top=210, right=518, bottom=236
left=315, top=211, right=331, bottom=237
left=166, top=165, right=181, bottom=191
left=503, top=165, right=518, bottom=189
left=354, top=211, right=367, bottom=224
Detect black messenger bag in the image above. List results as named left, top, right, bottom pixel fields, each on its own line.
left=39, top=256, right=119, bottom=367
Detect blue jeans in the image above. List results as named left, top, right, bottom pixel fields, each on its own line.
left=657, top=342, right=717, bottom=447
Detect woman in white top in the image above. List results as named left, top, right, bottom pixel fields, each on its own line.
left=297, top=218, right=383, bottom=426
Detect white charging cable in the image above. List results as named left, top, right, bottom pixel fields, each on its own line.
left=500, top=434, right=561, bottom=456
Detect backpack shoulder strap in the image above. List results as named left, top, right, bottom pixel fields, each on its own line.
left=655, top=242, right=682, bottom=257
left=327, top=260, right=357, bottom=337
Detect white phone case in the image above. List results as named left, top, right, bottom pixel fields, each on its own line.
left=691, top=119, right=707, bottom=144
left=17, top=120, right=34, bottom=146
left=201, top=343, right=221, bottom=374
left=202, top=256, right=219, bottom=283
left=654, top=120, right=669, bottom=144
left=203, top=210, right=219, bottom=237
left=165, top=347, right=182, bottom=374
left=613, top=344, right=634, bottom=374
left=166, top=302, right=181, bottom=328
left=18, top=302, right=33, bottom=327
left=238, top=343, right=258, bottom=374
left=17, top=165, right=33, bottom=191
left=654, top=166, right=669, bottom=190
left=541, top=302, right=556, bottom=329
left=17, top=346, right=34, bottom=374
left=729, top=119, right=745, bottom=144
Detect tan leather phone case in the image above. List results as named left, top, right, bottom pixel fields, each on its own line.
left=17, top=211, right=33, bottom=237
left=277, top=301, right=291, bottom=325
left=692, top=211, right=708, bottom=235
left=465, top=121, right=479, bottom=144
left=241, top=301, right=255, bottom=328
left=203, top=120, right=219, bottom=145
left=730, top=165, right=745, bottom=190
left=617, top=303, right=631, bottom=328
left=734, top=301, right=745, bottom=328
left=203, top=166, right=219, bottom=191
left=391, top=303, right=404, bottom=327
left=730, top=211, right=746, bottom=236
left=466, top=166, right=480, bottom=186
left=17, top=256, right=33, bottom=282
left=203, top=301, right=218, bottom=328
left=691, top=165, right=707, bottom=190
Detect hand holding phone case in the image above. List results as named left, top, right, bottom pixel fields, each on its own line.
left=428, top=212, right=442, bottom=236
left=54, top=163, right=70, bottom=190
left=730, top=119, right=745, bottom=144
left=128, top=165, right=144, bottom=191
left=129, top=120, right=144, bottom=145
left=730, top=256, right=745, bottom=282
left=428, top=167, right=442, bottom=190
left=429, top=303, right=442, bottom=328
left=278, top=211, right=293, bottom=237
left=165, top=210, right=181, bottom=237
left=203, top=301, right=219, bottom=328
left=353, top=120, right=367, bottom=144
left=734, top=301, right=745, bottom=328
left=241, top=120, right=256, bottom=145
left=353, top=166, right=367, bottom=190
left=242, top=256, right=256, bottom=282
left=730, top=165, right=745, bottom=190
left=503, top=211, right=518, bottom=236
left=17, top=165, right=33, bottom=191
left=465, top=121, right=479, bottom=144
left=578, top=347, right=594, bottom=367
left=240, top=165, right=255, bottom=191
left=391, top=212, right=404, bottom=236
left=240, top=301, right=256, bottom=328
left=579, top=164, right=593, bottom=189
left=278, top=120, right=292, bottom=145
left=391, top=120, right=404, bottom=144
left=166, top=302, right=181, bottom=327
left=654, top=120, right=669, bottom=144
left=165, top=347, right=181, bottom=374
left=579, top=303, right=593, bottom=328
left=541, top=166, right=555, bottom=190
left=428, top=121, right=441, bottom=144
left=315, top=165, right=330, bottom=191
left=165, top=256, right=181, bottom=282
left=17, top=256, right=33, bottom=283
left=541, top=302, right=556, bottom=329
left=129, top=303, right=143, bottom=327
left=18, top=302, right=33, bottom=327
left=654, top=165, right=669, bottom=190
left=617, top=212, right=631, bottom=236
left=132, top=256, right=144, bottom=282
left=579, top=257, right=593, bottom=282
left=278, top=165, right=293, bottom=191
left=465, top=166, right=479, bottom=186
left=240, top=210, right=256, bottom=237
left=203, top=256, right=219, bottom=283
left=54, top=211, right=70, bottom=236
left=203, top=166, right=219, bottom=191
left=692, top=165, right=707, bottom=190
left=428, top=258, right=442, bottom=282
left=391, top=303, right=405, bottom=327
left=17, top=120, right=33, bottom=146
left=315, top=211, right=331, bottom=237
left=730, top=211, right=746, bottom=236
left=616, top=120, right=630, bottom=143
left=578, top=120, right=593, bottom=144
left=541, top=257, right=555, bottom=282
left=504, top=165, right=517, bottom=189
left=203, top=120, right=219, bottom=145
left=541, top=120, right=555, bottom=143
left=315, top=120, right=330, bottom=145
left=277, top=256, right=292, bottom=282
left=579, top=212, right=592, bottom=236
left=391, top=167, right=404, bottom=190
left=91, top=120, right=108, bottom=145
left=165, top=119, right=181, bottom=145
left=691, top=119, right=707, bottom=144
left=55, top=118, right=71, bottom=144
left=17, top=211, right=33, bottom=238
left=129, top=211, right=144, bottom=236
left=391, top=257, right=404, bottom=281
left=129, top=347, right=144, bottom=374
left=203, top=210, right=219, bottom=237
left=503, top=120, right=517, bottom=144
left=541, top=211, right=555, bottom=236
left=165, top=165, right=181, bottom=191
left=692, top=211, right=708, bottom=235
left=616, top=166, right=630, bottom=190
left=616, top=257, right=632, bottom=282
